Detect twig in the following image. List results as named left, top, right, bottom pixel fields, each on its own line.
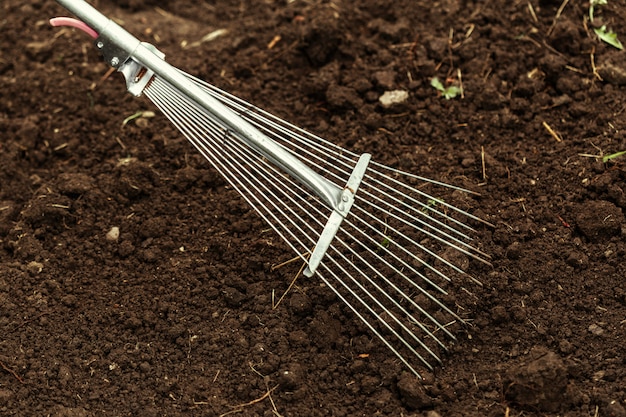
left=266, top=381, right=283, bottom=417
left=271, top=254, right=305, bottom=271
left=542, top=121, right=562, bottom=142
left=272, top=257, right=308, bottom=309
left=527, top=2, right=538, bottom=24
left=481, top=146, right=487, bottom=181
left=0, top=360, right=24, bottom=384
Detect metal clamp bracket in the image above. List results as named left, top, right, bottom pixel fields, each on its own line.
left=304, top=153, right=371, bottom=277
left=118, top=43, right=165, bottom=97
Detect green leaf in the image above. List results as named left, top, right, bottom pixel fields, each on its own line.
left=430, top=77, right=445, bottom=92
left=594, top=25, right=624, bottom=50
left=602, top=150, right=626, bottom=163
left=443, top=86, right=461, bottom=100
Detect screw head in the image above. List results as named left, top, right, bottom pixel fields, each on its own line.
left=110, top=57, right=120, bottom=66
left=96, top=41, right=104, bottom=49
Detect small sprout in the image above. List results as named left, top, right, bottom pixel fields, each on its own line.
left=420, top=198, right=443, bottom=215
left=122, top=110, right=156, bottom=127
left=430, top=77, right=461, bottom=100
left=594, top=25, right=624, bottom=49
left=376, top=235, right=392, bottom=253
left=589, top=0, right=608, bottom=22
left=602, top=150, right=626, bottom=163
left=122, top=111, right=143, bottom=127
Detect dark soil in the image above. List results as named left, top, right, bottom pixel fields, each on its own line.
left=2, top=0, right=626, bottom=416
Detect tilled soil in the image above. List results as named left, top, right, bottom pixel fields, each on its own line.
left=1, top=0, right=625, bottom=416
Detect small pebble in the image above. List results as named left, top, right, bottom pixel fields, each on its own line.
left=106, top=226, right=120, bottom=242
left=379, top=90, right=409, bottom=108
left=588, top=323, right=604, bottom=336
left=26, top=261, right=44, bottom=275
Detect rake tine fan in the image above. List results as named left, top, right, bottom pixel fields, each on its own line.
left=51, top=0, right=492, bottom=378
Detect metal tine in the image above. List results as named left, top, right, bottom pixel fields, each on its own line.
left=358, top=172, right=480, bottom=241
left=344, top=203, right=473, bottom=329
left=229, top=137, right=458, bottom=349
left=220, top=135, right=455, bottom=358
left=243, top=124, right=479, bottom=255
left=154, top=77, right=453, bottom=367
left=212, top=124, right=449, bottom=367
left=183, top=73, right=486, bottom=232
left=359, top=181, right=477, bottom=243
left=355, top=201, right=466, bottom=280
left=183, top=76, right=491, bottom=275
left=201, top=89, right=491, bottom=273
left=352, top=202, right=472, bottom=282
left=146, top=79, right=323, bottom=256
left=151, top=80, right=444, bottom=371
left=188, top=83, right=486, bottom=270
left=199, top=101, right=462, bottom=341
left=194, top=92, right=485, bottom=279
left=342, top=196, right=453, bottom=291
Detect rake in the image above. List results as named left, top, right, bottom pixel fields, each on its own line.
left=50, top=0, right=492, bottom=378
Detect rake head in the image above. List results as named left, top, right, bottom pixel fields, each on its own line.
left=51, top=0, right=492, bottom=378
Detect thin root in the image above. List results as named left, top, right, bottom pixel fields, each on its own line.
left=220, top=385, right=280, bottom=417
left=0, top=360, right=24, bottom=384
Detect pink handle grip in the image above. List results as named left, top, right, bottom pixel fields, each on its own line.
left=50, top=17, right=98, bottom=39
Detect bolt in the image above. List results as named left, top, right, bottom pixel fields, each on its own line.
left=110, top=57, right=120, bottom=66
left=96, top=41, right=104, bottom=49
